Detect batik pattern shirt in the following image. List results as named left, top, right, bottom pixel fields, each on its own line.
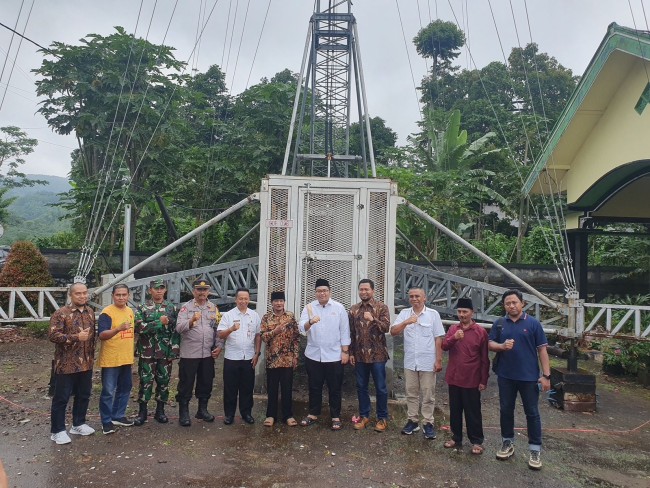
left=49, top=305, right=96, bottom=374
left=260, top=311, right=300, bottom=369
left=348, top=299, right=390, bottom=363
left=135, top=299, right=180, bottom=360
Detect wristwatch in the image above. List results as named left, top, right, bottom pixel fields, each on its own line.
left=542, top=374, right=551, bottom=380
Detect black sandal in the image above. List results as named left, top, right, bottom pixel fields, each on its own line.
left=300, top=416, right=317, bottom=427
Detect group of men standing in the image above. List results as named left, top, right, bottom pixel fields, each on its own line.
left=48, top=276, right=550, bottom=470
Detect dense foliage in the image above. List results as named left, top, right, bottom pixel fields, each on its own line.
left=2, top=22, right=640, bottom=286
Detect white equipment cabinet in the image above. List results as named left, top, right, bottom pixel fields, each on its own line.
left=257, top=175, right=400, bottom=316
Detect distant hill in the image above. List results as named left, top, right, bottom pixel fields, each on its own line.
left=0, top=174, right=72, bottom=244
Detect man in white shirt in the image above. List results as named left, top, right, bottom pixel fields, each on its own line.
left=391, top=287, right=445, bottom=439
left=298, top=279, right=351, bottom=431
left=217, top=288, right=262, bottom=425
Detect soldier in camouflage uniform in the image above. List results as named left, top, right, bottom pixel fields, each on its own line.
left=133, top=279, right=180, bottom=425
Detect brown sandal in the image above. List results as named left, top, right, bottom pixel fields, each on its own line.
left=444, top=440, right=459, bottom=449
left=286, top=417, right=298, bottom=427
left=471, top=444, right=484, bottom=455
left=263, top=417, right=274, bottom=427
left=331, top=419, right=343, bottom=431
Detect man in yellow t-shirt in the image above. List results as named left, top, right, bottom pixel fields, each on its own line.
left=98, top=284, right=135, bottom=434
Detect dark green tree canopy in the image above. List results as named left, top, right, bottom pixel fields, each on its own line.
left=413, top=20, right=465, bottom=76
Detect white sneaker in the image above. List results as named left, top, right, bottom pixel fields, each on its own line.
left=50, top=431, right=72, bottom=445
left=69, top=424, right=95, bottom=436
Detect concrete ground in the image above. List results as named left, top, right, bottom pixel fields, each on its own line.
left=0, top=330, right=649, bottom=488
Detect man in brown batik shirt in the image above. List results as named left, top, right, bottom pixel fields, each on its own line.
left=260, top=291, right=300, bottom=427
left=348, top=278, right=391, bottom=432
left=48, top=282, right=96, bottom=444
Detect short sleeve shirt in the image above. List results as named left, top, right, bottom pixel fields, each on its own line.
left=488, top=313, right=547, bottom=381
left=217, top=308, right=261, bottom=360
left=392, top=307, right=445, bottom=372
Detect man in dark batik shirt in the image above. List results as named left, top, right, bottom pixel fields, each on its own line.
left=48, top=282, right=96, bottom=444
left=348, top=278, right=391, bottom=432
left=133, top=279, right=179, bottom=425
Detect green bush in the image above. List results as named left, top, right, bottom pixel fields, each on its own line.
left=0, top=241, right=55, bottom=318
left=597, top=338, right=650, bottom=375
left=24, top=321, right=50, bottom=338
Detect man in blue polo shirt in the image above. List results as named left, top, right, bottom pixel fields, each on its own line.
left=489, top=289, right=551, bottom=470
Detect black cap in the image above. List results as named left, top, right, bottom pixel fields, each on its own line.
left=270, top=291, right=286, bottom=301
left=455, top=298, right=474, bottom=310
left=315, top=278, right=330, bottom=289
left=192, top=278, right=210, bottom=289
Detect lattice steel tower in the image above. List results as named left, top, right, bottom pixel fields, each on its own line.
left=281, top=0, right=376, bottom=178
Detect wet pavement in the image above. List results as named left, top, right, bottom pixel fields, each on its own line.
left=1, top=333, right=649, bottom=487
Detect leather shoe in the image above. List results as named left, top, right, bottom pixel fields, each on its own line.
left=223, top=415, right=234, bottom=425
left=374, top=419, right=388, bottom=432
left=242, top=414, right=255, bottom=424
left=353, top=417, right=370, bottom=430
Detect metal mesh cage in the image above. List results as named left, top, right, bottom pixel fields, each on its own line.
left=267, top=188, right=289, bottom=309
left=368, top=191, right=388, bottom=302
left=301, top=258, right=353, bottom=308
left=302, top=192, right=355, bottom=253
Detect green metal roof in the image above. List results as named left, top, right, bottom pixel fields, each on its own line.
left=523, top=23, right=650, bottom=195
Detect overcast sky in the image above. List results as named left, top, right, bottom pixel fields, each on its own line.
left=1, top=0, right=649, bottom=178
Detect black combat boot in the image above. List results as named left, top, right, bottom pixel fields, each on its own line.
left=154, top=400, right=169, bottom=424
left=179, top=402, right=191, bottom=427
left=195, top=399, right=215, bottom=422
left=133, top=401, right=148, bottom=426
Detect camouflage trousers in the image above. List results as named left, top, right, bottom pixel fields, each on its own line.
left=137, top=357, right=173, bottom=403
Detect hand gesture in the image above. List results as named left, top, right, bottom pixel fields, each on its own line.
left=231, top=320, right=241, bottom=331
left=349, top=355, right=356, bottom=367
left=478, top=384, right=486, bottom=391
left=78, top=327, right=91, bottom=342
left=118, top=321, right=132, bottom=332
left=310, top=315, right=321, bottom=325
left=211, top=346, right=222, bottom=359
left=160, top=315, right=169, bottom=326
left=190, top=312, right=201, bottom=328
left=454, top=329, right=464, bottom=340
left=503, top=339, right=515, bottom=351
left=404, top=314, right=418, bottom=326
left=363, top=311, right=374, bottom=322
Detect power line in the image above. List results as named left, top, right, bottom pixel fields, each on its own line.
left=0, top=20, right=55, bottom=56
left=0, top=0, right=36, bottom=112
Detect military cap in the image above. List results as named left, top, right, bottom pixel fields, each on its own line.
left=150, top=279, right=166, bottom=289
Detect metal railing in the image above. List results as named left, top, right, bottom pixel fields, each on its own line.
left=0, top=287, right=68, bottom=322
left=583, top=302, right=650, bottom=339
left=4, top=260, right=648, bottom=339
left=116, top=257, right=259, bottom=308
left=394, top=262, right=566, bottom=327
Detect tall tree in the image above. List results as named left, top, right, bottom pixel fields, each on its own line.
left=0, top=126, right=44, bottom=188
left=349, top=116, right=398, bottom=167
left=413, top=20, right=465, bottom=80
left=34, top=27, right=190, bottom=253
